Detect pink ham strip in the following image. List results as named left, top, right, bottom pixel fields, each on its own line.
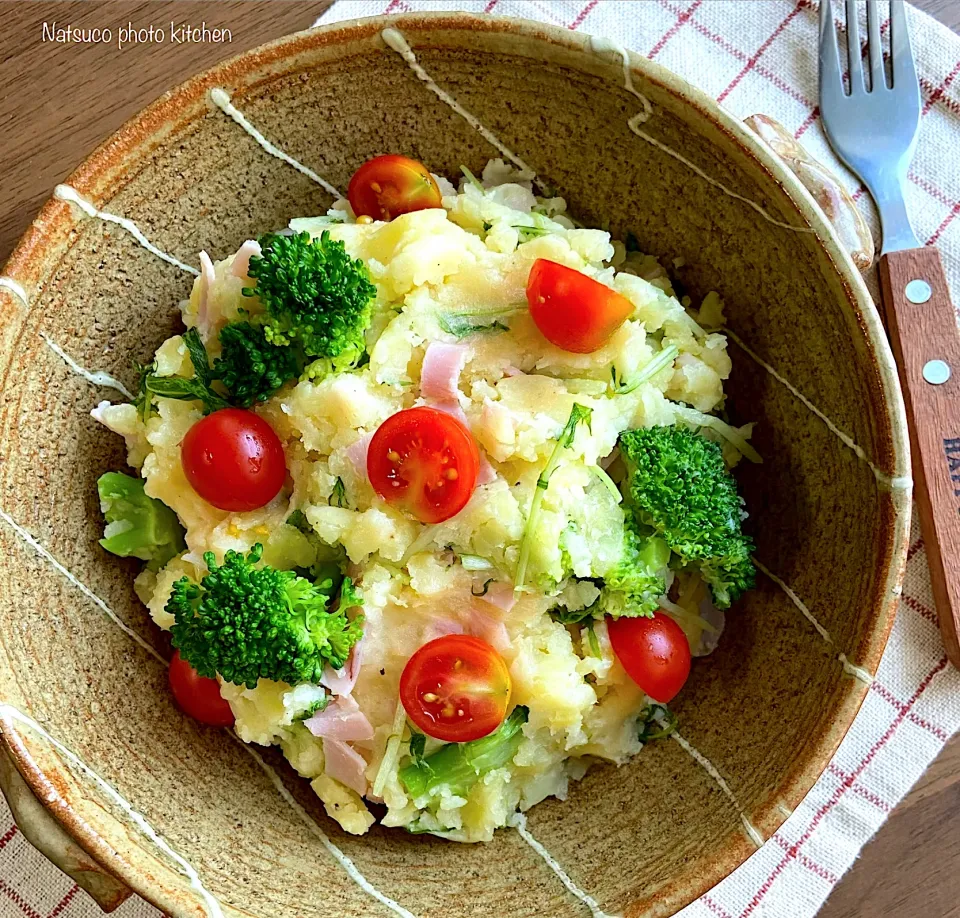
left=467, top=604, right=510, bottom=653
left=196, top=251, right=215, bottom=340
left=322, top=738, right=369, bottom=796
left=423, top=399, right=498, bottom=486
left=231, top=239, right=262, bottom=278
left=305, top=692, right=374, bottom=742
left=320, top=639, right=364, bottom=696
left=481, top=582, right=518, bottom=614
left=421, top=342, right=468, bottom=401
left=424, top=618, right=465, bottom=642
left=344, top=433, right=373, bottom=481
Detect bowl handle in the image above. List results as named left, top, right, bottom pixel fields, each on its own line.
left=0, top=743, right=132, bottom=913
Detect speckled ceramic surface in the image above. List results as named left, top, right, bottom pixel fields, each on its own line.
left=0, top=13, right=910, bottom=918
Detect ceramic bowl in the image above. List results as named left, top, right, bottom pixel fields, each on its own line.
left=0, top=12, right=910, bottom=918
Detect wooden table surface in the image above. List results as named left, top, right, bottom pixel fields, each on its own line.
left=0, top=2, right=957, bottom=916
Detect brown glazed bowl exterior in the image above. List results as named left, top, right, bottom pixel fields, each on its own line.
left=0, top=12, right=910, bottom=918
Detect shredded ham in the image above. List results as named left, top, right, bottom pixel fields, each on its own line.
left=322, top=738, right=368, bottom=796
left=197, top=251, right=215, bottom=340
left=424, top=618, right=465, bottom=642
left=305, top=693, right=374, bottom=742
left=344, top=433, right=373, bottom=481
left=320, top=639, right=364, bottom=696
left=481, top=582, right=518, bottom=614
left=426, top=399, right=497, bottom=485
left=503, top=365, right=525, bottom=377
left=231, top=239, right=261, bottom=278
left=421, top=342, right=468, bottom=401
left=467, top=604, right=510, bottom=652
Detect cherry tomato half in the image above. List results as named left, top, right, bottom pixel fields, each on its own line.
left=526, top=258, right=635, bottom=354
left=181, top=408, right=286, bottom=512
left=400, top=635, right=511, bottom=742
left=168, top=652, right=235, bottom=727
left=348, top=155, right=443, bottom=221
left=367, top=407, right=480, bottom=524
left=608, top=612, right=692, bottom=703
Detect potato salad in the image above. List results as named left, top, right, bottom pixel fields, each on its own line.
left=93, top=156, right=757, bottom=842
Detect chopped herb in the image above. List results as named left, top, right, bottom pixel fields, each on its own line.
left=286, top=509, right=310, bottom=533
left=550, top=597, right=598, bottom=626
left=438, top=307, right=515, bottom=340
left=134, top=329, right=229, bottom=416
left=460, top=165, right=484, bottom=191
left=515, top=224, right=550, bottom=242
left=514, top=403, right=593, bottom=592
left=329, top=477, right=348, bottom=508
left=471, top=578, right=495, bottom=597
left=408, top=731, right=429, bottom=770
left=612, top=345, right=680, bottom=395
left=585, top=621, right=601, bottom=658
left=638, top=703, right=678, bottom=742
left=460, top=554, right=493, bottom=572
left=482, top=221, right=493, bottom=232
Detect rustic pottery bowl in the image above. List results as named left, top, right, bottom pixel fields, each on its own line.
left=0, top=12, right=910, bottom=918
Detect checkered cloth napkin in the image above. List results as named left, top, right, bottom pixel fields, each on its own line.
left=3, top=2, right=960, bottom=917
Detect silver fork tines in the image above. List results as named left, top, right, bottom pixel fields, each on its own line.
left=818, top=0, right=921, bottom=253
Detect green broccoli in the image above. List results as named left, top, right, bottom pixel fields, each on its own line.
left=245, top=231, right=376, bottom=375
left=595, top=522, right=671, bottom=618
left=213, top=321, right=302, bottom=407
left=168, top=544, right=364, bottom=689
left=399, top=706, right=529, bottom=799
left=618, top=425, right=755, bottom=608
left=97, top=472, right=185, bottom=570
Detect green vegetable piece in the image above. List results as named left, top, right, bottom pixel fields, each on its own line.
left=245, top=231, right=376, bottom=369
left=399, top=706, right=529, bottom=799
left=438, top=306, right=516, bottom=340
left=515, top=404, right=593, bottom=592
left=595, top=524, right=671, bottom=620
left=329, top=477, right=348, bottom=508
left=612, top=344, right=680, bottom=395
left=214, top=321, right=302, bottom=407
left=618, top=425, right=756, bottom=608
left=638, top=703, right=678, bottom=742
left=168, top=544, right=364, bottom=689
left=135, top=329, right=229, bottom=416
left=97, top=472, right=185, bottom=570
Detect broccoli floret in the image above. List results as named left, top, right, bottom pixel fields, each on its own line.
left=213, top=321, right=302, bottom=407
left=97, top=472, right=185, bottom=570
left=168, top=544, right=364, bottom=689
left=596, top=523, right=671, bottom=618
left=245, top=231, right=376, bottom=373
left=618, top=425, right=755, bottom=608
left=399, top=706, right=529, bottom=800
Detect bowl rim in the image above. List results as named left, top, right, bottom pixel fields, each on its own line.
left=0, top=10, right=910, bottom=918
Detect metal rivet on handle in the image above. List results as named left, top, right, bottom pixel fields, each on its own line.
left=905, top=279, right=932, bottom=304
left=922, top=359, right=951, bottom=385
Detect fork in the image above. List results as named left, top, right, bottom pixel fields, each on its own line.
left=820, top=0, right=960, bottom=667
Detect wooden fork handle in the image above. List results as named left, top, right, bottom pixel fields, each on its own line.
left=879, top=247, right=960, bottom=668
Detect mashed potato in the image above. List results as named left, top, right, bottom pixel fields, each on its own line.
left=99, top=161, right=751, bottom=842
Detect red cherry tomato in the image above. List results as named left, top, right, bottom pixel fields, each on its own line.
left=400, top=635, right=511, bottom=742
left=348, top=155, right=443, bottom=221
left=367, top=407, right=480, bottom=524
left=181, top=408, right=286, bottom=512
left=608, top=612, right=692, bottom=703
left=168, top=652, right=235, bottom=727
left=526, top=258, right=635, bottom=353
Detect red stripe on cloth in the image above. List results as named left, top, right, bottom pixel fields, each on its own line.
left=0, top=880, right=42, bottom=918
left=871, top=681, right=949, bottom=741
left=703, top=895, right=734, bottom=918
left=926, top=200, right=960, bottom=246
left=648, top=0, right=703, bottom=60
left=902, top=593, right=939, bottom=625
left=827, top=764, right=893, bottom=812
left=47, top=886, right=79, bottom=918
left=483, top=0, right=500, bottom=12
left=907, top=538, right=924, bottom=560
left=738, top=656, right=949, bottom=918
left=771, top=835, right=839, bottom=884
left=0, top=825, right=17, bottom=849
left=910, top=170, right=954, bottom=207
left=383, top=0, right=402, bottom=12
left=568, top=0, right=599, bottom=29
left=921, top=62, right=960, bottom=117
left=716, top=1, right=809, bottom=104
left=794, top=107, right=819, bottom=138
